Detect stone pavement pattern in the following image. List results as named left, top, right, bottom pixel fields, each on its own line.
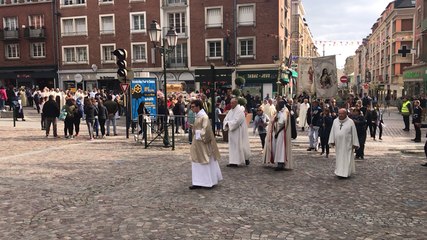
left=0, top=108, right=426, bottom=239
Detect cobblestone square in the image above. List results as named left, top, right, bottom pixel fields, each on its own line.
left=0, top=108, right=426, bottom=239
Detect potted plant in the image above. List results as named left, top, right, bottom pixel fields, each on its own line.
left=233, top=76, right=252, bottom=126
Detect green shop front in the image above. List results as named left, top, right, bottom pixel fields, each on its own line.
left=237, top=70, right=278, bottom=99
left=403, top=64, right=427, bottom=97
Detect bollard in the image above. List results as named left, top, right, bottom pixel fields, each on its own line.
left=143, top=118, right=148, bottom=149
left=171, top=119, right=175, bottom=150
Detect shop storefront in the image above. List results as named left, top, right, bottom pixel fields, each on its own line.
left=0, top=65, right=57, bottom=89
left=403, top=64, right=427, bottom=98
left=59, top=72, right=98, bottom=92
left=237, top=70, right=278, bottom=99
left=195, top=68, right=233, bottom=92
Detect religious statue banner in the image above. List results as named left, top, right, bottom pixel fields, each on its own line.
left=131, top=78, right=157, bottom=121
left=297, top=57, right=314, bottom=95
left=312, top=55, right=338, bottom=99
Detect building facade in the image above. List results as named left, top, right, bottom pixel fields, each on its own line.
left=0, top=0, right=293, bottom=99
left=365, top=0, right=415, bottom=100
left=402, top=0, right=427, bottom=97
left=0, top=0, right=57, bottom=89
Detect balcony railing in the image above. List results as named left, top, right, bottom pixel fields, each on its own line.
left=162, top=0, right=187, bottom=7
left=24, top=28, right=46, bottom=39
left=392, top=54, right=412, bottom=63
left=166, top=57, right=188, bottom=68
left=163, top=26, right=188, bottom=38
left=0, top=29, right=19, bottom=40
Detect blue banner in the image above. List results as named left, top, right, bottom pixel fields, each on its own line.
left=131, top=78, right=157, bottom=121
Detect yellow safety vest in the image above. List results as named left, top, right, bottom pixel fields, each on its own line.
left=401, top=101, right=410, bottom=114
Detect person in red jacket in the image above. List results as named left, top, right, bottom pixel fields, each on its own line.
left=0, top=86, right=7, bottom=111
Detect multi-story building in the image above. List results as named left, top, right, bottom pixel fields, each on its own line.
left=403, top=0, right=427, bottom=97
left=290, top=0, right=317, bottom=58
left=192, top=0, right=291, bottom=97
left=0, top=0, right=292, bottom=98
left=354, top=38, right=370, bottom=96
left=0, top=0, right=57, bottom=89
left=289, top=0, right=318, bottom=96
left=366, top=0, right=415, bottom=100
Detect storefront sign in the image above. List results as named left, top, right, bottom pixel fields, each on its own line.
left=403, top=71, right=422, bottom=79
left=194, top=69, right=233, bottom=83
left=131, top=78, right=157, bottom=121
left=237, top=70, right=278, bottom=83
left=16, top=74, right=31, bottom=79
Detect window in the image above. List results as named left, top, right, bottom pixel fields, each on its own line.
left=3, top=17, right=18, bottom=29
left=63, top=45, right=88, bottom=64
left=100, top=15, right=114, bottom=34
left=205, top=7, right=222, bottom=28
left=101, top=44, right=115, bottom=63
left=29, top=15, right=44, bottom=28
left=206, top=39, right=222, bottom=59
left=237, top=4, right=255, bottom=26
left=5, top=44, right=19, bottom=59
left=168, top=0, right=186, bottom=4
left=169, top=43, right=187, bottom=67
left=61, top=17, right=87, bottom=36
left=168, top=12, right=186, bottom=34
left=99, top=0, right=113, bottom=3
left=238, top=37, right=255, bottom=58
left=130, top=12, right=146, bottom=32
left=0, top=0, right=5, bottom=5
left=62, top=0, right=85, bottom=6
left=31, top=42, right=46, bottom=58
left=401, top=19, right=413, bottom=31
left=131, top=42, right=147, bottom=62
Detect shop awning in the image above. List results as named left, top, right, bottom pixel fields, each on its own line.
left=291, top=70, right=298, bottom=78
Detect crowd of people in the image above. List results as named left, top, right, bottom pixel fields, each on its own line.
left=3, top=84, right=427, bottom=189
left=0, top=86, right=125, bottom=140
left=188, top=91, right=398, bottom=189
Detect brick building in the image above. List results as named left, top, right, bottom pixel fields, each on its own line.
left=402, top=0, right=427, bottom=97
left=362, top=0, right=415, bottom=100
left=0, top=0, right=292, bottom=98
left=0, top=0, right=57, bottom=89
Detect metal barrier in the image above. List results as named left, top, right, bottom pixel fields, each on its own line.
left=136, top=113, right=197, bottom=150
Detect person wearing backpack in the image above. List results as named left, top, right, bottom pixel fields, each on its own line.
left=73, top=96, right=84, bottom=137
left=62, top=98, right=77, bottom=139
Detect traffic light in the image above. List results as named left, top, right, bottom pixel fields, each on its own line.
left=112, top=48, right=128, bottom=79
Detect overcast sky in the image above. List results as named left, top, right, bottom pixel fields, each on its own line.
left=302, top=0, right=393, bottom=69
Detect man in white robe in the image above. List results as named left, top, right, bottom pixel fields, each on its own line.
left=223, top=98, right=251, bottom=167
left=263, top=99, right=276, bottom=120
left=328, top=108, right=360, bottom=178
left=189, top=99, right=222, bottom=189
left=273, top=101, right=293, bottom=171
left=298, top=98, right=310, bottom=131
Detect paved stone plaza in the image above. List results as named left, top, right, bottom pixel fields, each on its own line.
left=0, top=108, right=426, bottom=239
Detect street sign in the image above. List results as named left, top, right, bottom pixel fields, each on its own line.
left=340, top=76, right=348, bottom=83
left=120, top=83, right=129, bottom=92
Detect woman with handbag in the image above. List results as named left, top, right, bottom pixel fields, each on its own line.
left=62, top=98, right=77, bottom=139
left=412, top=100, right=422, bottom=143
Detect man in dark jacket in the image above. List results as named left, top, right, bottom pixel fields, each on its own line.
left=173, top=95, right=186, bottom=133
left=42, top=95, right=60, bottom=138
left=104, top=94, right=119, bottom=136
left=306, top=100, right=322, bottom=151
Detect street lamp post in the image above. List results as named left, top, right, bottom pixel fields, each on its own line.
left=148, top=20, right=178, bottom=147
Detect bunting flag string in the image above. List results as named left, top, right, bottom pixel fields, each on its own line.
left=310, top=33, right=427, bottom=46
left=266, top=31, right=427, bottom=46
